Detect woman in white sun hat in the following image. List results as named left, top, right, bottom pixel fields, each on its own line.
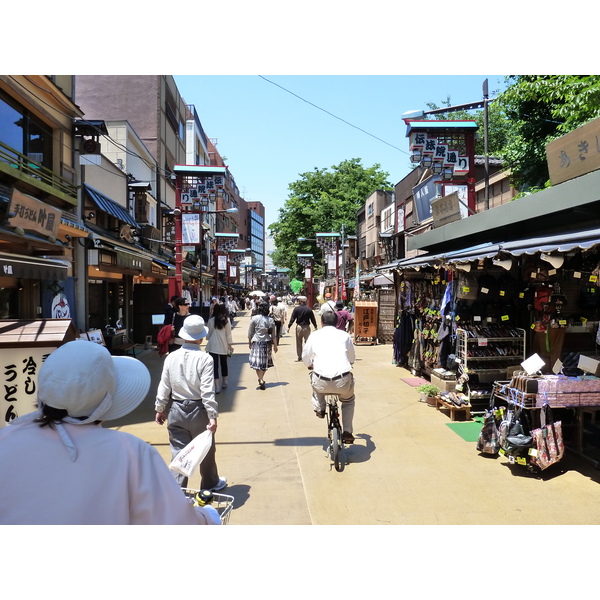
left=0, top=339, right=212, bottom=525
left=155, top=314, right=227, bottom=493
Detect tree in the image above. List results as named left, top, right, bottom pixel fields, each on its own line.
left=268, top=158, right=392, bottom=276
left=425, top=94, right=510, bottom=157
left=497, top=75, right=600, bottom=190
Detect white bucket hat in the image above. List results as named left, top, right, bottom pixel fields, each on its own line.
left=178, top=314, right=208, bottom=341
left=37, top=339, right=151, bottom=423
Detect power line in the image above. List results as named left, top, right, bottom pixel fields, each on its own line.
left=258, top=75, right=409, bottom=155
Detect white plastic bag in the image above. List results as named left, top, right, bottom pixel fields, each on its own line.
left=169, top=430, right=213, bottom=478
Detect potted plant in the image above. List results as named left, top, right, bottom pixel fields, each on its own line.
left=416, top=383, right=440, bottom=406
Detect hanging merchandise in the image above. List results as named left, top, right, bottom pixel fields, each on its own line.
left=457, top=272, right=478, bottom=300
left=529, top=403, right=565, bottom=471
left=476, top=406, right=501, bottom=455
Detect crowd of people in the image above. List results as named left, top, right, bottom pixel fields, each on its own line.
left=0, top=289, right=356, bottom=525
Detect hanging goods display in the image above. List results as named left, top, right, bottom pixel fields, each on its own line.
left=529, top=404, right=565, bottom=471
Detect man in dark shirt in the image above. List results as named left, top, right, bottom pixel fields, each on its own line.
left=287, top=296, right=317, bottom=361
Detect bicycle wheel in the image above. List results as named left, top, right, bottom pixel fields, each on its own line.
left=332, top=426, right=344, bottom=472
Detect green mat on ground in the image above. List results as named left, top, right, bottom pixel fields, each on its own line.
left=445, top=417, right=484, bottom=442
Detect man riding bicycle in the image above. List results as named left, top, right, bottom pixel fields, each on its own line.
left=301, top=310, right=356, bottom=444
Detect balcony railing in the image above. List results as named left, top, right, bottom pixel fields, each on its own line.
left=0, top=140, right=78, bottom=201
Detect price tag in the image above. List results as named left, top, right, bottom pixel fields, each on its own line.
left=519, top=292, right=525, bottom=298
left=481, top=287, right=489, bottom=294
left=559, top=319, right=567, bottom=326
left=548, top=269, right=557, bottom=276
left=590, top=275, right=598, bottom=283
left=500, top=290, right=506, bottom=296
left=474, top=315, right=481, bottom=322
left=574, top=271, right=582, bottom=279
left=487, top=317, right=493, bottom=322
left=462, top=287, right=470, bottom=293
left=517, top=457, right=527, bottom=465
left=478, top=338, right=488, bottom=346
left=501, top=315, right=509, bottom=321
left=528, top=448, right=538, bottom=457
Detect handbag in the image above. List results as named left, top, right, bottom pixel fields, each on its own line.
left=530, top=404, right=564, bottom=471
left=477, top=408, right=500, bottom=455
left=169, top=430, right=213, bottom=478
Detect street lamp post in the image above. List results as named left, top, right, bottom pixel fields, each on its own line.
left=316, top=232, right=341, bottom=300
left=214, top=232, right=239, bottom=298
left=171, top=165, right=237, bottom=306
left=297, top=253, right=314, bottom=307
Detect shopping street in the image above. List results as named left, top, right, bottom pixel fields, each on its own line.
left=109, top=310, right=600, bottom=526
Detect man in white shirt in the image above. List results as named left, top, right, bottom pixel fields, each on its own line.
left=156, top=315, right=227, bottom=492
left=320, top=292, right=336, bottom=319
left=302, top=310, right=356, bottom=444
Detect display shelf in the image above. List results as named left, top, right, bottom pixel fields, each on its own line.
left=456, top=327, right=526, bottom=380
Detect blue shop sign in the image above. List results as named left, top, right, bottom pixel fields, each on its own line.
left=412, top=176, right=438, bottom=223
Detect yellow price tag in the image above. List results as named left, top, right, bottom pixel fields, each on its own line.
left=501, top=315, right=509, bottom=321
left=500, top=290, right=506, bottom=296
left=590, top=275, right=598, bottom=283
left=462, top=287, right=470, bottom=293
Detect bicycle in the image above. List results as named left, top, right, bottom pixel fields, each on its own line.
left=182, top=488, right=234, bottom=524
left=325, top=394, right=346, bottom=472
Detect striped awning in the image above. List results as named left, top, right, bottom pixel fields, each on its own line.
left=84, top=184, right=138, bottom=228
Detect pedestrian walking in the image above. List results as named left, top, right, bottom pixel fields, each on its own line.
left=163, top=294, right=179, bottom=325
left=0, top=340, right=210, bottom=525
left=335, top=299, right=354, bottom=333
left=269, top=295, right=286, bottom=343
left=302, top=310, right=356, bottom=444
left=155, top=315, right=227, bottom=492
left=248, top=300, right=278, bottom=390
left=206, top=302, right=234, bottom=393
left=287, top=295, right=317, bottom=361
left=170, top=297, right=191, bottom=351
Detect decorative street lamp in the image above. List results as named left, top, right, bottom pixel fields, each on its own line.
left=297, top=253, right=314, bottom=307
left=316, top=232, right=341, bottom=300
left=214, top=232, right=239, bottom=298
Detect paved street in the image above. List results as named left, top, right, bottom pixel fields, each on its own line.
left=110, top=310, right=600, bottom=526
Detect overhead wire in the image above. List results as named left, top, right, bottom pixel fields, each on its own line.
left=258, top=75, right=410, bottom=155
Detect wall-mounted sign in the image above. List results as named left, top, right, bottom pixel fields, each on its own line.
left=546, top=117, right=600, bottom=185
left=8, top=188, right=61, bottom=238
left=431, top=192, right=462, bottom=228
left=182, top=213, right=200, bottom=244
left=412, top=175, right=438, bottom=223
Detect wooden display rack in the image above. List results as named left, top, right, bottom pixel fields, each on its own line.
left=434, top=395, right=471, bottom=421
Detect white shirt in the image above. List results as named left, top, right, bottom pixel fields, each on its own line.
left=302, top=325, right=355, bottom=377
left=320, top=300, right=336, bottom=315
left=0, top=415, right=205, bottom=525
left=155, top=344, right=218, bottom=418
left=206, top=317, right=233, bottom=355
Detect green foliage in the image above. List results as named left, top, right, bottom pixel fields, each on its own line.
left=425, top=95, right=510, bottom=156
left=416, top=383, right=440, bottom=397
left=268, top=158, right=392, bottom=275
left=497, top=75, right=600, bottom=190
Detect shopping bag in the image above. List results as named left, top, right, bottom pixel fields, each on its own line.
left=477, top=408, right=500, bottom=455
left=530, top=404, right=564, bottom=471
left=169, top=430, right=213, bottom=478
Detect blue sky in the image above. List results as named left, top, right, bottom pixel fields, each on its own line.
left=175, top=75, right=504, bottom=225
left=174, top=75, right=507, bottom=236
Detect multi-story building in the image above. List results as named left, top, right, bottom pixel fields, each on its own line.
left=0, top=76, right=89, bottom=326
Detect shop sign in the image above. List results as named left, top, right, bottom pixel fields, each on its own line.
left=412, top=175, right=438, bottom=223
left=546, top=117, right=600, bottom=185
left=431, top=191, right=462, bottom=228
left=218, top=255, right=227, bottom=271
left=354, top=301, right=377, bottom=339
left=8, top=188, right=61, bottom=238
left=1, top=347, right=53, bottom=428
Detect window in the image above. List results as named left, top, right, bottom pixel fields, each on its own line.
left=0, top=90, right=53, bottom=170
left=367, top=203, right=374, bottom=217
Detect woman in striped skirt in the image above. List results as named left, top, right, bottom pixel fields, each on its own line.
left=248, top=301, right=278, bottom=390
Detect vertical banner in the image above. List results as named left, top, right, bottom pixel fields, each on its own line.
left=182, top=213, right=200, bottom=244
left=1, top=348, right=54, bottom=428
left=341, top=276, right=347, bottom=300
left=229, top=265, right=237, bottom=279
left=217, top=255, right=227, bottom=272
left=353, top=259, right=360, bottom=301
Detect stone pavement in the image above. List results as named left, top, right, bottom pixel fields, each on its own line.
left=109, top=310, right=600, bottom=525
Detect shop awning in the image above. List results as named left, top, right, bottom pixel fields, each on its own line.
left=0, top=252, right=69, bottom=280
left=84, top=184, right=138, bottom=228
left=387, top=227, right=600, bottom=272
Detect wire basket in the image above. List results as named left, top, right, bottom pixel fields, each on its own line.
left=183, top=488, right=234, bottom=525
